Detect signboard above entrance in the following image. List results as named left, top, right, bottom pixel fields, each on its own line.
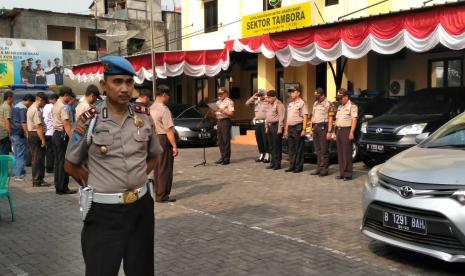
left=242, top=2, right=312, bottom=39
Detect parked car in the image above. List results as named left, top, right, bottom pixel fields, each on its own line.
left=169, top=104, right=217, bottom=146
left=358, top=87, right=465, bottom=167
left=361, top=111, right=465, bottom=262
left=282, top=95, right=398, bottom=162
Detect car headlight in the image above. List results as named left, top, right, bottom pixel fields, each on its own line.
left=397, top=123, right=427, bottom=136
left=361, top=122, right=368, bottom=134
left=367, top=164, right=383, bottom=187
left=175, top=126, right=190, bottom=132
left=452, top=190, right=465, bottom=205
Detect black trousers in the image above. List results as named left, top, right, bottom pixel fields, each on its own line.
left=217, top=118, right=231, bottom=162
left=336, top=127, right=353, bottom=178
left=82, top=193, right=154, bottom=276
left=53, top=131, right=69, bottom=192
left=0, top=136, right=11, bottom=155
left=45, top=135, right=55, bottom=172
left=267, top=123, right=282, bottom=167
left=154, top=134, right=174, bottom=201
left=29, top=132, right=45, bottom=185
left=313, top=123, right=330, bottom=174
left=287, top=124, right=304, bottom=171
left=254, top=122, right=269, bottom=154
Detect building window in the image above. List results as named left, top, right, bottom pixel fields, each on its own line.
left=62, top=41, right=75, bottom=50
left=195, top=78, right=209, bottom=106
left=263, top=0, right=282, bottom=11
left=127, top=38, right=145, bottom=55
left=325, top=0, right=339, bottom=6
left=204, top=0, right=218, bottom=33
left=250, top=73, right=258, bottom=96
left=429, top=58, right=463, bottom=88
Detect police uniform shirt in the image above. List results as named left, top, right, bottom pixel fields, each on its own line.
left=52, top=98, right=70, bottom=131
left=76, top=100, right=91, bottom=120
left=311, top=99, right=334, bottom=124
left=266, top=99, right=285, bottom=129
left=216, top=97, right=235, bottom=120
left=26, top=102, right=44, bottom=132
left=335, top=100, right=358, bottom=127
left=245, top=97, right=269, bottom=120
left=150, top=102, right=174, bottom=135
left=65, top=101, right=162, bottom=193
left=287, top=98, right=308, bottom=126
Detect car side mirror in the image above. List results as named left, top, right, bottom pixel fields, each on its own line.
left=364, top=114, right=374, bottom=120
left=415, top=132, right=430, bottom=144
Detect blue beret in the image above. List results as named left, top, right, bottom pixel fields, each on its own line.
left=101, top=56, right=136, bottom=76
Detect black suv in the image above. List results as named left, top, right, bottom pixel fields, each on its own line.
left=358, top=87, right=465, bottom=167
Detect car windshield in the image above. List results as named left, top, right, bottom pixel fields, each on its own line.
left=387, top=94, right=452, bottom=115
left=421, top=112, right=465, bottom=149
left=170, top=105, right=203, bottom=119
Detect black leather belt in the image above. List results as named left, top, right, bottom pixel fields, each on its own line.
left=314, top=122, right=328, bottom=126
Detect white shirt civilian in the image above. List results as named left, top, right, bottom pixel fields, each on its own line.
left=43, top=103, right=54, bottom=136
left=45, top=65, right=56, bottom=85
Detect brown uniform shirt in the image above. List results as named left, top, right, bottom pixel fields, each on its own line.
left=52, top=98, right=70, bottom=131
left=0, top=102, right=11, bottom=139
left=266, top=99, right=285, bottom=130
left=150, top=102, right=174, bottom=135
left=245, top=96, right=269, bottom=120
left=26, top=102, right=44, bottom=132
left=311, top=99, right=334, bottom=124
left=335, top=100, right=358, bottom=127
left=75, top=100, right=91, bottom=120
left=216, top=97, right=235, bottom=120
left=286, top=98, right=308, bottom=126
left=65, top=101, right=162, bottom=193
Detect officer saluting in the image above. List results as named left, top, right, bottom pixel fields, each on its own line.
left=245, top=89, right=270, bottom=163
left=265, top=90, right=285, bottom=170
left=284, top=87, right=308, bottom=173
left=310, top=88, right=335, bottom=177
left=64, top=56, right=162, bottom=275
left=335, top=88, right=358, bottom=181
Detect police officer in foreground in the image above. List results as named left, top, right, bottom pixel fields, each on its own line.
left=65, top=56, right=162, bottom=275
left=151, top=85, right=178, bottom=203
left=310, top=88, right=335, bottom=177
left=335, top=88, right=358, bottom=181
left=215, top=87, right=235, bottom=165
left=265, top=90, right=285, bottom=170
left=284, top=87, right=308, bottom=173
left=245, top=89, right=270, bottom=163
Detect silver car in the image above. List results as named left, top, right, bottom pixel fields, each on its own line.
left=361, top=112, right=465, bottom=262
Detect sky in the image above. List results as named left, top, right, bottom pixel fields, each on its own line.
left=0, top=0, right=180, bottom=14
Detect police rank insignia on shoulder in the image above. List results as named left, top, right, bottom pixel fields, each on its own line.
left=80, top=107, right=98, bottom=123
left=133, top=104, right=150, bottom=115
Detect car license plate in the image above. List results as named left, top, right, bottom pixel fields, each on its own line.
left=198, top=132, right=211, bottom=139
left=383, top=211, right=427, bottom=235
left=367, top=144, right=384, bottom=153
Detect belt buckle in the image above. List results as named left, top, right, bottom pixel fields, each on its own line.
left=123, top=190, right=139, bottom=204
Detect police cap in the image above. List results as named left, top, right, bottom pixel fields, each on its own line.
left=101, top=55, right=136, bottom=77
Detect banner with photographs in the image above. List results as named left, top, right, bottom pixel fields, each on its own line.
left=0, top=38, right=63, bottom=86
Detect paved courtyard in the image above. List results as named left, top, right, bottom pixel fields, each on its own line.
left=0, top=144, right=464, bottom=275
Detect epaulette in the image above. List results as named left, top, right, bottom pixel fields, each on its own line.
left=133, top=104, right=150, bottom=115
left=80, top=107, right=98, bottom=124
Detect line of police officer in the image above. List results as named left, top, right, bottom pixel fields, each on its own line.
left=247, top=87, right=358, bottom=181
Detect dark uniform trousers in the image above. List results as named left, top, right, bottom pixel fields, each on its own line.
left=154, top=134, right=174, bottom=201
left=82, top=193, right=154, bottom=276
left=287, top=124, right=304, bottom=171
left=53, top=131, right=69, bottom=192
left=29, top=132, right=45, bottom=185
left=45, top=135, right=55, bottom=172
left=0, top=137, right=11, bottom=155
left=217, top=118, right=232, bottom=162
left=313, top=123, right=330, bottom=174
left=267, top=123, right=282, bottom=167
left=336, top=127, right=353, bottom=178
left=254, top=122, right=269, bottom=154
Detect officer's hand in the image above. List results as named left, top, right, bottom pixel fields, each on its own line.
left=300, top=130, right=306, bottom=137
left=326, top=132, right=331, bottom=140
left=277, top=129, right=282, bottom=135
left=41, top=142, right=46, bottom=148
left=172, top=147, right=179, bottom=157
left=349, top=132, right=355, bottom=141
left=218, top=108, right=225, bottom=113
left=283, top=130, right=288, bottom=138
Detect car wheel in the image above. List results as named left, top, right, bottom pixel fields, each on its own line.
left=361, top=155, right=380, bottom=168
left=351, top=142, right=359, bottom=161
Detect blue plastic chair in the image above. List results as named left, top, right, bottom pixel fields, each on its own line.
left=0, top=155, right=15, bottom=222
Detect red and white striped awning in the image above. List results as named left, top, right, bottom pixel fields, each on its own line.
left=226, top=4, right=465, bottom=66
left=66, top=48, right=230, bottom=83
